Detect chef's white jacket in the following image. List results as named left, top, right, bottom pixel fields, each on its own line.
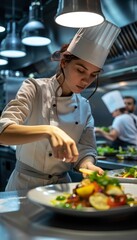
left=0, top=75, right=97, bottom=189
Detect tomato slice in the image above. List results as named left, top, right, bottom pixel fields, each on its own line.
left=107, top=195, right=127, bottom=208
left=92, top=181, right=103, bottom=193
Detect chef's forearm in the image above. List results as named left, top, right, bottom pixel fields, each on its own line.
left=0, top=124, right=49, bottom=145
left=96, top=129, right=116, bottom=141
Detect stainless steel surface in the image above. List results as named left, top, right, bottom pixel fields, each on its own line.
left=97, top=157, right=137, bottom=169
left=0, top=189, right=137, bottom=240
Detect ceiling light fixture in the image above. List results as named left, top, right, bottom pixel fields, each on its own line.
left=0, top=25, right=6, bottom=33
left=55, top=0, right=105, bottom=28
left=0, top=21, right=26, bottom=58
left=0, top=0, right=26, bottom=58
left=0, top=19, right=6, bottom=32
left=0, top=56, right=8, bottom=65
left=21, top=1, right=51, bottom=46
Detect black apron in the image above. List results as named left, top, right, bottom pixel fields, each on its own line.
left=111, top=138, right=135, bottom=150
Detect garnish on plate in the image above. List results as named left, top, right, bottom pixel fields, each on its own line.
left=51, top=171, right=137, bottom=211
left=114, top=166, right=137, bottom=178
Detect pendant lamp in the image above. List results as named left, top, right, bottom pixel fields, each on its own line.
left=0, top=56, right=8, bottom=65
left=21, top=1, right=51, bottom=46
left=0, top=0, right=26, bottom=58
left=0, top=24, right=5, bottom=33
left=55, top=0, right=104, bottom=28
left=0, top=21, right=26, bottom=58
left=0, top=18, right=6, bottom=32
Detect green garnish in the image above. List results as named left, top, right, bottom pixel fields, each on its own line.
left=56, top=195, right=66, bottom=201
left=88, top=171, right=120, bottom=187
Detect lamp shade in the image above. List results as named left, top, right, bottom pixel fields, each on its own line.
left=0, top=21, right=26, bottom=58
left=21, top=1, right=51, bottom=46
left=0, top=56, right=8, bottom=65
left=0, top=19, right=6, bottom=32
left=22, top=20, right=51, bottom=46
left=55, top=0, right=104, bottom=28
left=0, top=25, right=6, bottom=33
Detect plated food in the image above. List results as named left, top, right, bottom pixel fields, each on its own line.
left=116, top=154, right=137, bottom=160
left=97, top=146, right=118, bottom=156
left=27, top=181, right=137, bottom=217
left=51, top=171, right=137, bottom=211
left=97, top=145, right=137, bottom=158
left=107, top=167, right=137, bottom=183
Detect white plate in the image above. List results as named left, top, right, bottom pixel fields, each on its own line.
left=97, top=156, right=107, bottom=160
left=27, top=182, right=137, bottom=217
left=107, top=169, right=137, bottom=183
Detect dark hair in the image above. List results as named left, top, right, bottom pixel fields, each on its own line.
left=119, top=107, right=127, bottom=113
left=123, top=96, right=136, bottom=104
left=51, top=44, right=99, bottom=100
left=51, top=44, right=79, bottom=62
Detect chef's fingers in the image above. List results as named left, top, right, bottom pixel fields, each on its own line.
left=50, top=136, right=63, bottom=158
left=47, top=127, right=79, bottom=161
left=69, top=143, right=79, bottom=162
left=54, top=143, right=79, bottom=162
left=87, top=165, right=104, bottom=175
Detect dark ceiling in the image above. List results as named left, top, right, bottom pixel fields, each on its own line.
left=0, top=0, right=137, bottom=107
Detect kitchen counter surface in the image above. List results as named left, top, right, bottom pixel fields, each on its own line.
left=1, top=185, right=137, bottom=240
left=97, top=156, right=137, bottom=170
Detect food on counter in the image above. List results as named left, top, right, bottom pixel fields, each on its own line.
left=100, top=126, right=110, bottom=132
left=113, top=166, right=137, bottom=178
left=97, top=145, right=137, bottom=158
left=51, top=171, right=137, bottom=210
left=116, top=154, right=137, bottom=160
left=97, top=146, right=118, bottom=156
left=116, top=146, right=137, bottom=160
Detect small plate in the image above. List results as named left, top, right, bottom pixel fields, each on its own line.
left=116, top=154, right=137, bottom=160
left=97, top=156, right=107, bottom=160
left=107, top=169, right=137, bottom=183
left=27, top=182, right=137, bottom=217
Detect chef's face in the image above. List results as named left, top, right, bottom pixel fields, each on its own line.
left=61, top=58, right=101, bottom=94
left=123, top=98, right=136, bottom=113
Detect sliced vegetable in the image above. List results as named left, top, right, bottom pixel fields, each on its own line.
left=107, top=195, right=127, bottom=207
left=79, top=168, right=94, bottom=175
left=76, top=183, right=95, bottom=198
left=89, top=192, right=110, bottom=210
left=105, top=185, right=124, bottom=196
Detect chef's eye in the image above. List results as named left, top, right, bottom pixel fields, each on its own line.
left=77, top=68, right=84, bottom=73
left=91, top=73, right=99, bottom=78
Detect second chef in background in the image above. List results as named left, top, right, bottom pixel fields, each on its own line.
left=95, top=90, right=137, bottom=149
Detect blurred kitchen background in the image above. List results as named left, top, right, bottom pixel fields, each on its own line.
left=0, top=0, right=137, bottom=190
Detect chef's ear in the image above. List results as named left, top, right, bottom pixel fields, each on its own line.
left=60, top=59, right=67, bottom=68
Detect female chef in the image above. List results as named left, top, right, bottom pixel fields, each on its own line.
left=0, top=20, right=120, bottom=190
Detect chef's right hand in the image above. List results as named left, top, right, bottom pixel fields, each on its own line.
left=45, top=125, right=79, bottom=162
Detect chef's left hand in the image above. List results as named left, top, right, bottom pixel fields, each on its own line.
left=79, top=159, right=104, bottom=176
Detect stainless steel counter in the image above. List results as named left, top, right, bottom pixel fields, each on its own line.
left=0, top=187, right=137, bottom=240
left=97, top=157, right=137, bottom=170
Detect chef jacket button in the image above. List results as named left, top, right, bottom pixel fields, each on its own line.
left=53, top=104, right=56, bottom=107
left=74, top=105, right=77, bottom=109
left=75, top=121, right=78, bottom=125
left=49, top=153, right=52, bottom=157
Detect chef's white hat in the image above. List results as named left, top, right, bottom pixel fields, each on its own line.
left=67, top=20, right=121, bottom=68
left=102, top=90, right=126, bottom=113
